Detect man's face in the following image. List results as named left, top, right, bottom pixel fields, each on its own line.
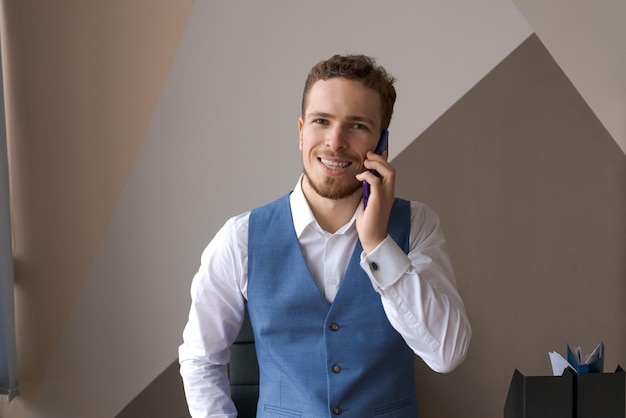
left=299, top=77, right=383, bottom=201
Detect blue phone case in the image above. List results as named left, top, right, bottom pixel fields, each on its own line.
left=363, top=130, right=389, bottom=208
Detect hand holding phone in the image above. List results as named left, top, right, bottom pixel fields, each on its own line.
left=363, top=130, right=389, bottom=208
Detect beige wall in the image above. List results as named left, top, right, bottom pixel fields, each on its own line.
left=0, top=1, right=194, bottom=417
left=1, top=1, right=624, bottom=417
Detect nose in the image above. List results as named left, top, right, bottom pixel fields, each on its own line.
left=325, top=126, right=347, bottom=151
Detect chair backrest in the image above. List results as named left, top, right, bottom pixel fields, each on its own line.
left=228, top=305, right=259, bottom=417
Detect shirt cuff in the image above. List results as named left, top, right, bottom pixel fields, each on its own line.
left=360, top=235, right=411, bottom=290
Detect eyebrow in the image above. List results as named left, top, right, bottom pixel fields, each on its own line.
left=306, top=111, right=376, bottom=127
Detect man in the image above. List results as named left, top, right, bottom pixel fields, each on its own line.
left=179, top=54, right=471, bottom=417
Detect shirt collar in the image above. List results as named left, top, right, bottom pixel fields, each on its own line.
left=289, top=174, right=358, bottom=238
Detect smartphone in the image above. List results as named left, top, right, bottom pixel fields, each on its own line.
left=363, top=130, right=389, bottom=208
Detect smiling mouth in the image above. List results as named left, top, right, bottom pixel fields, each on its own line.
left=320, top=158, right=351, bottom=170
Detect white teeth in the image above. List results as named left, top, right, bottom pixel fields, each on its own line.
left=321, top=158, right=350, bottom=169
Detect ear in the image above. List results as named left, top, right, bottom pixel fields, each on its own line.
left=298, top=117, right=304, bottom=151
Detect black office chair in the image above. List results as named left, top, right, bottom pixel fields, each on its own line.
left=228, top=305, right=259, bottom=417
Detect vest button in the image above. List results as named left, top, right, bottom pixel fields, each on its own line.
left=329, top=322, right=339, bottom=331
left=332, top=406, right=342, bottom=415
left=331, top=364, right=341, bottom=373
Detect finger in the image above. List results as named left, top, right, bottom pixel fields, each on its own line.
left=356, top=169, right=383, bottom=184
left=367, top=150, right=387, bottom=163
left=369, top=149, right=389, bottom=162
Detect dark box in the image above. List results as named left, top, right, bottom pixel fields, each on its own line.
left=504, top=366, right=625, bottom=418
left=575, top=365, right=625, bottom=418
left=504, top=368, right=574, bottom=418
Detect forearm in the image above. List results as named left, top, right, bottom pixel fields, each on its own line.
left=179, top=352, right=237, bottom=417
left=179, top=297, right=244, bottom=417
left=376, top=262, right=471, bottom=372
left=361, top=231, right=471, bottom=373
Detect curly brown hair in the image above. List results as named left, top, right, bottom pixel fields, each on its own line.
left=301, top=54, right=397, bottom=131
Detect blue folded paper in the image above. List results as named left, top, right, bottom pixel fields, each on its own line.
left=567, top=342, right=604, bottom=373
left=549, top=342, right=604, bottom=375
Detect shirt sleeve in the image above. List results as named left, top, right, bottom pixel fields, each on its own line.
left=360, top=202, right=472, bottom=373
left=178, top=213, right=249, bottom=417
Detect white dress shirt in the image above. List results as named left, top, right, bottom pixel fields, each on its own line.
left=179, top=176, right=471, bottom=418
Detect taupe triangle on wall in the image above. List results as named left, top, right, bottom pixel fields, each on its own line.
left=116, top=360, right=188, bottom=418
left=394, top=34, right=626, bottom=417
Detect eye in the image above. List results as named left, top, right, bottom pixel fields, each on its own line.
left=351, top=123, right=367, bottom=130
left=313, top=118, right=328, bottom=125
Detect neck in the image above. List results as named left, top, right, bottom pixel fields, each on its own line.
left=301, top=177, right=361, bottom=233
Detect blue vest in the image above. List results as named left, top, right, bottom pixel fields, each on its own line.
left=248, top=194, right=418, bottom=417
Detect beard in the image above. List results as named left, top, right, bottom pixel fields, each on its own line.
left=302, top=166, right=363, bottom=200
